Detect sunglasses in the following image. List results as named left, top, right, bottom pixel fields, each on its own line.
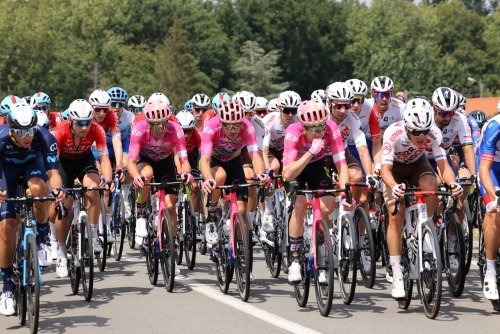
left=35, top=104, right=50, bottom=111
left=282, top=107, right=298, bottom=115
left=11, top=127, right=37, bottom=138
left=94, top=107, right=108, bottom=114
left=256, top=109, right=268, bottom=116
left=374, top=92, right=392, bottom=100
left=408, top=128, right=430, bottom=137
left=193, top=107, right=207, bottom=113
left=332, top=103, right=352, bottom=111
left=304, top=123, right=327, bottom=133
left=184, top=129, right=194, bottom=135
left=434, top=106, right=455, bottom=118
left=130, top=107, right=144, bottom=113
left=245, top=111, right=255, bottom=118
left=352, top=97, right=365, bottom=105
left=74, top=120, right=92, bottom=127
left=149, top=122, right=168, bottom=131
left=110, top=101, right=125, bottom=108
left=221, top=122, right=242, bottom=130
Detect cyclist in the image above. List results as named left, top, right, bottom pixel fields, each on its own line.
left=458, top=93, right=467, bottom=110
left=0, top=103, right=65, bottom=315
left=128, top=101, right=192, bottom=276
left=0, top=95, right=24, bottom=125
left=267, top=98, right=279, bottom=113
left=177, top=110, right=203, bottom=239
left=201, top=92, right=231, bottom=129
left=32, top=92, right=62, bottom=131
left=192, top=94, right=211, bottom=129
left=381, top=98, right=462, bottom=298
left=200, top=99, right=269, bottom=281
left=470, top=110, right=487, bottom=129
left=395, top=92, right=405, bottom=103
left=370, top=76, right=405, bottom=135
left=283, top=99, right=350, bottom=284
left=128, top=95, right=147, bottom=116
left=184, top=99, right=193, bottom=112
left=51, top=99, right=114, bottom=278
left=133, top=93, right=179, bottom=127
left=476, top=113, right=500, bottom=300
left=255, top=97, right=269, bottom=118
left=311, top=89, right=327, bottom=105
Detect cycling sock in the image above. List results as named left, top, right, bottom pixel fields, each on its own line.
left=58, top=243, right=67, bottom=258
left=289, top=236, right=303, bottom=263
left=265, top=196, right=273, bottom=214
left=390, top=255, right=403, bottom=280
left=50, top=222, right=57, bottom=241
left=36, top=222, right=48, bottom=245
left=0, top=267, right=14, bottom=293
left=106, top=214, right=112, bottom=230
left=486, top=259, right=497, bottom=280
left=92, top=225, right=98, bottom=238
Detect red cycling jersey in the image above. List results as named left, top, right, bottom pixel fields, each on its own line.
left=51, top=120, right=108, bottom=160
left=48, top=112, right=62, bottom=131
left=131, top=113, right=180, bottom=128
left=97, top=110, right=120, bottom=137
left=185, top=127, right=202, bottom=155
left=201, top=109, right=216, bottom=130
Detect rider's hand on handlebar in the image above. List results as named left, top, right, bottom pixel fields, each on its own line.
left=106, top=181, right=116, bottom=193
left=366, top=174, right=379, bottom=189
left=116, top=166, right=125, bottom=182
left=0, top=190, right=7, bottom=204
left=52, top=188, right=67, bottom=202
left=450, top=182, right=463, bottom=197
left=133, top=176, right=145, bottom=189
left=340, top=194, right=355, bottom=211
left=202, top=179, right=215, bottom=194
left=181, top=173, right=194, bottom=185
left=392, top=183, right=405, bottom=200
left=257, top=173, right=271, bottom=187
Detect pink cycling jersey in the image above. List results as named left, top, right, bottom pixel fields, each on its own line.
left=128, top=119, right=188, bottom=163
left=282, top=120, right=346, bottom=167
left=201, top=116, right=259, bottom=162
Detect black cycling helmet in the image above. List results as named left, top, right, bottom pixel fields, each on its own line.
left=414, top=95, right=431, bottom=103
left=470, top=110, right=487, bottom=124
left=169, top=105, right=178, bottom=116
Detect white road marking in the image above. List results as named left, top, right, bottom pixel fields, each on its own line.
left=177, top=275, right=322, bottom=334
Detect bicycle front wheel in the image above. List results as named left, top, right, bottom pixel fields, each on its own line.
left=462, top=203, right=473, bottom=276
left=81, top=216, right=94, bottom=302
left=127, top=191, right=136, bottom=250
left=443, top=213, right=466, bottom=297
left=355, top=206, right=376, bottom=289
left=418, top=221, right=442, bottom=319
left=313, top=219, right=335, bottom=317
left=26, top=234, right=40, bottom=334
left=66, top=224, right=81, bottom=295
left=160, top=209, right=176, bottom=292
left=338, top=214, right=358, bottom=305
left=184, top=200, right=197, bottom=270
left=97, top=199, right=107, bottom=272
left=215, top=228, right=233, bottom=293
left=13, top=242, right=26, bottom=326
left=114, top=194, right=126, bottom=261
left=145, top=225, right=158, bottom=286
left=234, top=213, right=250, bottom=301
left=269, top=221, right=282, bottom=278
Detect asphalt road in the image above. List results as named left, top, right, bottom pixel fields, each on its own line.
left=1, top=241, right=499, bottom=334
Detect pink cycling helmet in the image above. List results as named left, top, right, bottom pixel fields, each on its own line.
left=144, top=101, right=170, bottom=122
left=218, top=100, right=244, bottom=124
left=297, top=99, right=329, bottom=125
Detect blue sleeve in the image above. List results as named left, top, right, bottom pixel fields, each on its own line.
left=480, top=120, right=500, bottom=158
left=37, top=126, right=59, bottom=170
left=468, top=116, right=481, bottom=144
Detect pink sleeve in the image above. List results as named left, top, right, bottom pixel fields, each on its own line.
left=128, top=120, right=147, bottom=161
left=326, top=121, right=346, bottom=167
left=282, top=127, right=300, bottom=167
left=171, top=122, right=188, bottom=163
left=201, top=119, right=217, bottom=157
left=241, top=118, right=259, bottom=157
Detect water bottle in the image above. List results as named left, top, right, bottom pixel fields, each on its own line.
left=306, top=254, right=314, bottom=277
left=226, top=245, right=235, bottom=265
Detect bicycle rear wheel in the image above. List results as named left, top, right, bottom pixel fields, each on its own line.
left=160, top=209, right=176, bottom=292
left=26, top=234, right=40, bottom=334
left=66, top=224, right=81, bottom=295
left=127, top=191, right=136, bottom=249
left=380, top=203, right=392, bottom=276
left=97, top=199, right=107, bottom=272
left=184, top=200, right=197, bottom=270
left=355, top=206, right=376, bottom=289
left=462, top=203, right=473, bottom=276
left=418, top=221, right=442, bottom=319
left=313, top=219, right=335, bottom=317
left=13, top=243, right=26, bottom=326
left=443, top=213, right=466, bottom=297
left=145, top=224, right=158, bottom=286
left=215, top=228, right=233, bottom=293
left=114, top=194, right=126, bottom=261
left=81, top=216, right=94, bottom=302
left=397, top=235, right=413, bottom=310
left=338, top=214, right=358, bottom=305
left=294, top=257, right=310, bottom=307
left=269, top=222, right=282, bottom=278
left=234, top=213, right=250, bottom=301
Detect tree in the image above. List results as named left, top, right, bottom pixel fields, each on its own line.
left=232, top=41, right=288, bottom=99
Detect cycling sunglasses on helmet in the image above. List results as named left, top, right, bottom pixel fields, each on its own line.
left=282, top=107, right=298, bottom=115
left=433, top=106, right=455, bottom=118
left=352, top=97, right=365, bottom=105
left=110, top=101, right=125, bottom=108
left=74, top=120, right=92, bottom=127
left=332, top=103, right=352, bottom=111
left=11, top=127, right=37, bottom=138
left=374, top=91, right=392, bottom=100
left=221, top=122, right=242, bottom=130
left=408, top=128, right=430, bottom=137
left=149, top=121, right=168, bottom=131
left=304, top=123, right=327, bottom=133
left=35, top=104, right=50, bottom=111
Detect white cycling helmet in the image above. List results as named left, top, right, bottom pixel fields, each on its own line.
left=192, top=93, right=211, bottom=108
left=371, top=76, right=394, bottom=92
left=233, top=91, right=256, bottom=112
left=278, top=91, right=301, bottom=108
left=346, top=79, right=368, bottom=96
left=311, top=89, right=327, bottom=102
left=177, top=110, right=196, bottom=129
left=36, top=110, right=49, bottom=129
left=403, top=98, right=434, bottom=131
left=148, top=92, right=170, bottom=106
left=432, top=87, right=459, bottom=112
left=22, top=96, right=39, bottom=110
left=88, top=89, right=111, bottom=108
left=255, top=97, right=268, bottom=109
left=128, top=95, right=147, bottom=108
left=326, top=82, right=353, bottom=102
left=68, top=99, right=94, bottom=121
left=267, top=98, right=279, bottom=112
left=7, top=103, right=38, bottom=129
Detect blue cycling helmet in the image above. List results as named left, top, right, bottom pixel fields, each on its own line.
left=107, top=87, right=128, bottom=101
left=212, top=92, right=231, bottom=110
left=32, top=92, right=51, bottom=105
left=184, top=99, right=193, bottom=111
left=1, top=95, right=24, bottom=115
left=61, top=109, right=70, bottom=121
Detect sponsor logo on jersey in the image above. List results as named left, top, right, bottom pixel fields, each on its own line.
left=390, top=129, right=403, bottom=142
left=395, top=139, right=431, bottom=161
left=266, top=115, right=275, bottom=126
left=285, top=132, right=298, bottom=143
left=382, top=143, right=392, bottom=155
left=340, top=126, right=351, bottom=141
left=50, top=143, right=57, bottom=151
left=47, top=155, right=58, bottom=163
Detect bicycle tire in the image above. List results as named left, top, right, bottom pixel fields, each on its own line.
left=478, top=227, right=485, bottom=284
left=127, top=191, right=136, bottom=250
left=418, top=221, right=442, bottom=319
left=269, top=221, right=282, bottom=278
left=176, top=226, right=183, bottom=266
left=294, top=256, right=310, bottom=307
left=380, top=203, right=392, bottom=276
left=160, top=209, right=176, bottom=292
left=81, top=216, right=94, bottom=302
left=397, top=234, right=413, bottom=310
left=67, top=224, right=81, bottom=295
left=145, top=224, right=158, bottom=286
left=184, top=199, right=197, bottom=270
left=97, top=199, right=107, bottom=272
left=313, top=219, right=335, bottom=317
left=14, top=244, right=27, bottom=326
left=462, top=202, right=473, bottom=276
left=355, top=206, right=376, bottom=289
left=114, top=194, right=126, bottom=261
left=443, top=213, right=466, bottom=297
left=26, top=234, right=40, bottom=334
left=215, top=227, right=233, bottom=293
left=234, top=212, right=250, bottom=301
left=338, top=214, right=358, bottom=305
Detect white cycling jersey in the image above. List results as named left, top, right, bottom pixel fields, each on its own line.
left=347, top=99, right=380, bottom=145
left=334, top=110, right=367, bottom=148
left=262, top=112, right=297, bottom=151
left=371, top=97, right=406, bottom=136
left=426, top=111, right=472, bottom=159
left=382, top=121, right=446, bottom=165
left=249, top=115, right=266, bottom=151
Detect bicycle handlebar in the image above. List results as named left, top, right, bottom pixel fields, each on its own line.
left=391, top=190, right=457, bottom=216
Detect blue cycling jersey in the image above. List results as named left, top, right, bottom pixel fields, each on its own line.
left=106, top=109, right=134, bottom=142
